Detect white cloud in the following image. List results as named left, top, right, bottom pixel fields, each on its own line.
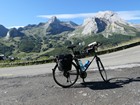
left=7, top=26, right=24, bottom=29
left=117, top=10, right=140, bottom=20
left=37, top=13, right=96, bottom=19
left=37, top=10, right=140, bottom=21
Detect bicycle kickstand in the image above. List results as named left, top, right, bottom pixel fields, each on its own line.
left=82, top=78, right=85, bottom=83
left=82, top=78, right=88, bottom=87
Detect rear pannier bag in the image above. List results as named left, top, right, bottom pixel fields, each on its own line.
left=57, top=54, right=73, bottom=71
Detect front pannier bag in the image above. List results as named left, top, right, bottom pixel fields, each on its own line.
left=57, top=54, right=73, bottom=71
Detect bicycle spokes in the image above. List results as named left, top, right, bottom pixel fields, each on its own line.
left=53, top=62, right=79, bottom=88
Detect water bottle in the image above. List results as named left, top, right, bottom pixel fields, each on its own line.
left=78, top=60, right=85, bottom=71
left=84, top=60, right=90, bottom=69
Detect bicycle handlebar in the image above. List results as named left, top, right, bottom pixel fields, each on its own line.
left=67, top=42, right=102, bottom=56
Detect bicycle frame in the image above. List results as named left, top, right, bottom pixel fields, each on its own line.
left=84, top=55, right=96, bottom=71
left=73, top=49, right=98, bottom=72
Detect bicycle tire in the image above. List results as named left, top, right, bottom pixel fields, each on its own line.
left=96, top=57, right=108, bottom=82
left=53, top=62, right=79, bottom=88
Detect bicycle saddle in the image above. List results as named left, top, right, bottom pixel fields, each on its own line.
left=67, top=45, right=76, bottom=49
left=88, top=42, right=98, bottom=47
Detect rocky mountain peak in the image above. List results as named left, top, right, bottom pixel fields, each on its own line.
left=81, top=11, right=135, bottom=37
left=44, top=16, right=60, bottom=29
left=48, top=16, right=60, bottom=24
left=95, top=11, right=128, bottom=25
left=96, top=11, right=116, bottom=19
left=44, top=16, right=77, bottom=35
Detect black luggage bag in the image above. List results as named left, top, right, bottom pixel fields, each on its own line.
left=57, top=54, right=73, bottom=71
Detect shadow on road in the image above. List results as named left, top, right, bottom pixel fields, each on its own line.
left=72, top=77, right=140, bottom=90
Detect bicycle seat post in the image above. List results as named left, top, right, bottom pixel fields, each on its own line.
left=67, top=45, right=76, bottom=55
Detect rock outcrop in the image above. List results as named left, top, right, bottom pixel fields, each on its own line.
left=0, top=25, right=8, bottom=37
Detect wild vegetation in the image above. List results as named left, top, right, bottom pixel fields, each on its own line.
left=0, top=32, right=140, bottom=60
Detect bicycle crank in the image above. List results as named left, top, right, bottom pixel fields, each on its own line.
left=80, top=71, right=87, bottom=79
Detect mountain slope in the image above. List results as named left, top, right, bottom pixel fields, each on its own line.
left=5, top=28, right=25, bottom=40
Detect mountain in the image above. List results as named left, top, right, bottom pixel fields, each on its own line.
left=0, top=11, right=139, bottom=38
left=0, top=25, right=8, bottom=37
left=0, top=17, right=79, bottom=57
left=69, top=11, right=139, bottom=37
left=44, top=16, right=78, bottom=35
left=19, top=16, right=78, bottom=37
left=5, top=28, right=25, bottom=39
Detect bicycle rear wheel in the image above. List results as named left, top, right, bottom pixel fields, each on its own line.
left=96, top=57, right=108, bottom=82
left=53, top=62, right=79, bottom=88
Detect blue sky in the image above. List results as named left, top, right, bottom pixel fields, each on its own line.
left=0, top=0, right=140, bottom=28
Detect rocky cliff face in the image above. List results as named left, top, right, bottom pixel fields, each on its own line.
left=0, top=25, right=8, bottom=37
left=71, top=11, right=138, bottom=37
left=44, top=16, right=78, bottom=35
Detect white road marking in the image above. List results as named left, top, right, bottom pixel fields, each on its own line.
left=0, top=74, right=14, bottom=77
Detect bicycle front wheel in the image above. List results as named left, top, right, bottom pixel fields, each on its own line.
left=96, top=57, right=108, bottom=82
left=53, top=62, right=79, bottom=88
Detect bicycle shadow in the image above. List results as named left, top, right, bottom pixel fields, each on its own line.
left=73, top=77, right=140, bottom=90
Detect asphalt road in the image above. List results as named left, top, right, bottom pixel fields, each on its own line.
left=0, top=45, right=140, bottom=77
